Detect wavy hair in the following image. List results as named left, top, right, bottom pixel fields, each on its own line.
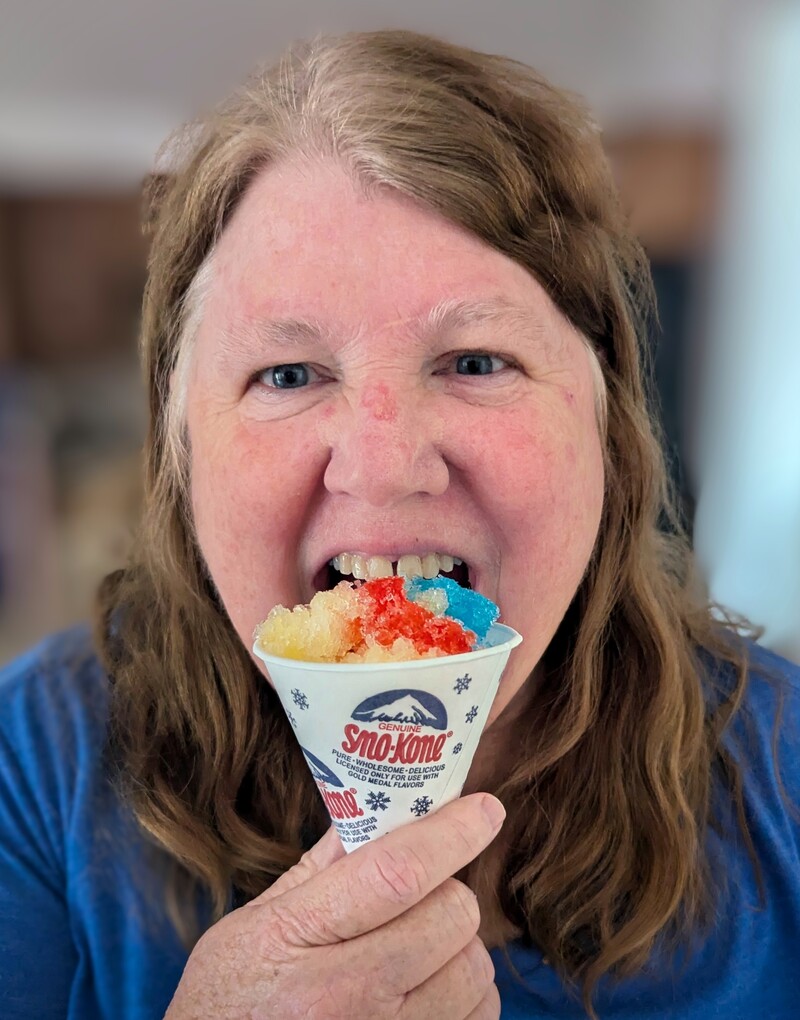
left=96, top=30, right=755, bottom=1016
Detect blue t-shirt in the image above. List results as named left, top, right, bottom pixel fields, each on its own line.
left=1, top=626, right=798, bottom=1019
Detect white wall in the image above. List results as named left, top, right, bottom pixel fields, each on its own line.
left=0, top=0, right=752, bottom=188
left=693, top=1, right=800, bottom=661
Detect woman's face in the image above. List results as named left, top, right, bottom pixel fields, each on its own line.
left=186, top=159, right=604, bottom=728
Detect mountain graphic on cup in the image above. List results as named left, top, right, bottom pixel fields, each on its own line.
left=301, top=747, right=345, bottom=788
left=351, top=689, right=447, bottom=729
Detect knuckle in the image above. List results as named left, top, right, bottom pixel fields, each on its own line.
left=192, top=907, right=247, bottom=959
left=353, top=968, right=401, bottom=1015
left=275, top=847, right=323, bottom=897
left=475, top=982, right=501, bottom=1019
left=290, top=847, right=317, bottom=882
left=306, top=970, right=394, bottom=1020
left=367, top=843, right=430, bottom=905
left=189, top=923, right=218, bottom=960
left=304, top=975, right=348, bottom=1020
left=464, top=935, right=495, bottom=987
left=264, top=898, right=326, bottom=951
left=446, top=808, right=489, bottom=862
left=439, top=878, right=481, bottom=934
left=304, top=987, right=345, bottom=1020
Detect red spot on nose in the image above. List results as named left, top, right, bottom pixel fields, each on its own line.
left=362, top=382, right=398, bottom=422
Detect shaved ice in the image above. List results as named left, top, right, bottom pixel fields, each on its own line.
left=254, top=576, right=500, bottom=663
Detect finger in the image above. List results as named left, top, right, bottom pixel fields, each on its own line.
left=345, top=878, right=480, bottom=997
left=398, top=936, right=495, bottom=1020
left=267, top=793, right=505, bottom=947
left=251, top=826, right=346, bottom=905
left=464, top=981, right=501, bottom=1020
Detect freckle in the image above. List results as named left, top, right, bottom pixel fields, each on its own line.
left=362, top=382, right=398, bottom=422
left=564, top=390, right=575, bottom=405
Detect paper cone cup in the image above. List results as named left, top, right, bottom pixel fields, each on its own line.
left=252, top=624, right=522, bottom=851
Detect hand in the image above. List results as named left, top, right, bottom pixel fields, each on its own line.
left=165, top=792, right=506, bottom=1019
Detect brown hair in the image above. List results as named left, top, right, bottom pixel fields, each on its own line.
left=96, top=30, right=755, bottom=1015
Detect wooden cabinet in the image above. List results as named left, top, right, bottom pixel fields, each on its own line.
left=0, top=194, right=147, bottom=662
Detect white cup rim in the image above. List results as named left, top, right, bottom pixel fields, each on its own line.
left=252, top=623, right=522, bottom=673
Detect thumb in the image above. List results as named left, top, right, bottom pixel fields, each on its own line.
left=253, top=826, right=347, bottom=904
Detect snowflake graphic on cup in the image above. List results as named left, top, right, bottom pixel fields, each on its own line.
left=410, top=796, right=433, bottom=817
left=453, top=673, right=472, bottom=694
left=465, top=705, right=479, bottom=723
left=452, top=742, right=463, bottom=755
left=291, top=688, right=309, bottom=710
left=365, top=790, right=391, bottom=812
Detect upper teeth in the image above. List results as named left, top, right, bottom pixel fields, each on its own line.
left=330, top=552, right=462, bottom=581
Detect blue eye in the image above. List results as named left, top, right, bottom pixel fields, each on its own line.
left=455, top=353, right=505, bottom=375
left=263, top=363, right=312, bottom=388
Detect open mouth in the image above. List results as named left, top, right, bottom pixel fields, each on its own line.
left=315, top=552, right=471, bottom=593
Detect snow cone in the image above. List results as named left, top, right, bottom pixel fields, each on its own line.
left=252, top=577, right=522, bottom=850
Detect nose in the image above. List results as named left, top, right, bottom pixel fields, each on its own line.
left=322, top=382, right=450, bottom=506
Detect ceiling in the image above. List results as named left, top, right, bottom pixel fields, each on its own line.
left=0, top=0, right=759, bottom=189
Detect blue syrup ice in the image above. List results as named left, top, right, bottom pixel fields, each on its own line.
left=405, top=576, right=499, bottom=644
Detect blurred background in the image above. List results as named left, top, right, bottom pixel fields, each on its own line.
left=1, top=0, right=798, bottom=665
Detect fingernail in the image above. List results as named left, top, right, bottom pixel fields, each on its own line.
left=481, top=795, right=506, bottom=829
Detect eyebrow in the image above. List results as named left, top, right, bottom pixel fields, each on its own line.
left=218, top=297, right=548, bottom=355
left=421, top=297, right=547, bottom=340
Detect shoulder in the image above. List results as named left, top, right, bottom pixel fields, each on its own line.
left=704, top=636, right=800, bottom=736
left=0, top=629, right=191, bottom=1018
left=745, top=641, right=800, bottom=792
left=0, top=624, right=110, bottom=733
left=711, top=639, right=800, bottom=840
left=0, top=625, right=111, bottom=808
left=735, top=640, right=800, bottom=759
left=0, top=623, right=107, bottom=699
left=740, top=638, right=799, bottom=692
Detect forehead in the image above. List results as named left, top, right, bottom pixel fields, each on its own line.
left=203, top=159, right=566, bottom=343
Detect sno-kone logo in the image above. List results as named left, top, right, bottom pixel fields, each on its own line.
left=301, top=746, right=364, bottom=820
left=341, top=689, right=453, bottom=765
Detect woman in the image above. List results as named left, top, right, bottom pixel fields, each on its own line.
left=1, top=30, right=798, bottom=1020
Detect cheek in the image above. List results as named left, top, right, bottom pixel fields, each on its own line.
left=192, top=417, right=318, bottom=524
left=188, top=416, right=323, bottom=634
left=191, top=424, right=265, bottom=545
left=473, top=409, right=604, bottom=569
left=480, top=413, right=600, bottom=500
left=474, top=409, right=604, bottom=711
